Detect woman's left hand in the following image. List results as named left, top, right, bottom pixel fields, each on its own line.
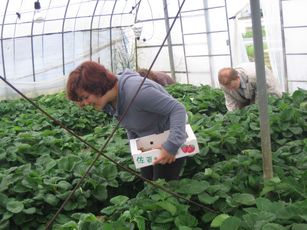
left=153, top=146, right=176, bottom=165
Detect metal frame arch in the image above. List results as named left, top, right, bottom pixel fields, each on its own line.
left=109, top=0, right=118, bottom=72
left=72, top=0, right=83, bottom=66
left=97, top=0, right=107, bottom=49
left=132, top=0, right=142, bottom=70
left=1, top=0, right=10, bottom=80
left=13, top=0, right=24, bottom=68
left=61, top=0, right=71, bottom=75
left=41, top=0, right=52, bottom=65
left=89, top=0, right=100, bottom=61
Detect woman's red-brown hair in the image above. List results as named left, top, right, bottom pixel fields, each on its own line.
left=66, top=61, right=118, bottom=101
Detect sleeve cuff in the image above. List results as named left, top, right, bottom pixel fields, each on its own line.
left=162, top=141, right=180, bottom=156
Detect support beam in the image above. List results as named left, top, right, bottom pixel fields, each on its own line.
left=250, top=0, right=273, bottom=180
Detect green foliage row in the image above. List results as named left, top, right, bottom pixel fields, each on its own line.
left=0, top=85, right=306, bottom=229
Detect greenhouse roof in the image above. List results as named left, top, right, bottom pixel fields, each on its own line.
left=0, top=0, right=139, bottom=38
left=0, top=0, right=306, bottom=96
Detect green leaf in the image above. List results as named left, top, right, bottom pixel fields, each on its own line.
left=270, top=177, right=281, bottom=184
left=173, top=179, right=209, bottom=195
left=92, top=184, right=108, bottom=201
left=0, top=193, right=8, bottom=207
left=44, top=194, right=59, bottom=206
left=232, top=193, right=256, bottom=206
left=154, top=211, right=174, bottom=224
left=13, top=182, right=31, bottom=193
left=101, top=206, right=117, bottom=215
left=0, top=175, right=11, bottom=192
left=119, top=171, right=135, bottom=182
left=174, top=214, right=198, bottom=227
left=204, top=168, right=213, bottom=176
left=202, top=212, right=216, bottom=223
left=0, top=151, right=6, bottom=161
left=57, top=181, right=72, bottom=191
left=292, top=89, right=306, bottom=104
left=249, top=122, right=260, bottom=131
left=226, top=136, right=237, bottom=145
left=220, top=216, right=241, bottom=230
left=16, top=143, right=32, bottom=153
left=280, top=108, right=295, bottom=121
left=198, top=192, right=219, bottom=205
left=57, top=155, right=81, bottom=172
left=100, top=163, right=118, bottom=181
left=207, top=184, right=230, bottom=194
left=134, top=216, right=146, bottom=230
left=6, top=200, right=24, bottom=213
left=177, top=226, right=193, bottom=230
left=275, top=138, right=288, bottom=145
left=64, top=199, right=78, bottom=211
left=58, top=221, right=78, bottom=229
left=289, top=127, right=303, bottom=135
left=45, top=160, right=57, bottom=171
left=0, top=220, right=10, bottom=229
left=300, top=101, right=307, bottom=110
left=255, top=197, right=272, bottom=210
left=78, top=213, right=103, bottom=229
left=243, top=212, right=276, bottom=228
left=255, top=197, right=288, bottom=218
left=73, top=163, right=88, bottom=177
left=21, top=172, right=42, bottom=189
left=23, top=207, right=36, bottom=214
left=110, top=195, right=129, bottom=206
left=210, top=214, right=229, bottom=228
left=292, top=224, right=307, bottom=230
left=79, top=213, right=97, bottom=222
left=156, top=201, right=177, bottom=216
left=1, top=211, right=14, bottom=221
left=262, top=223, right=287, bottom=230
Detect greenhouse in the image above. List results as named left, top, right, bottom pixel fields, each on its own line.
left=0, top=0, right=306, bottom=229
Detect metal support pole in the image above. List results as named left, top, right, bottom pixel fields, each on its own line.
left=250, top=0, right=273, bottom=180
left=30, top=13, right=36, bottom=81
left=279, top=0, right=289, bottom=92
left=177, top=0, right=189, bottom=83
left=203, top=0, right=215, bottom=87
left=163, top=0, right=176, bottom=81
left=224, top=0, right=233, bottom=67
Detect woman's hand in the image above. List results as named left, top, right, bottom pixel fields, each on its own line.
left=153, top=146, right=176, bottom=165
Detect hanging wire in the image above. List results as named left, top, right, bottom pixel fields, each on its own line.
left=128, top=0, right=142, bottom=14
left=0, top=0, right=218, bottom=229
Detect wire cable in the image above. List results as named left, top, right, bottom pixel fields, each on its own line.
left=128, top=0, right=142, bottom=14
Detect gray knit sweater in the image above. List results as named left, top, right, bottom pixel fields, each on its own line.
left=104, top=69, right=187, bottom=155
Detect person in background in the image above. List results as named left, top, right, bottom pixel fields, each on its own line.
left=137, top=68, right=176, bottom=87
left=66, top=61, right=187, bottom=181
left=218, top=62, right=282, bottom=111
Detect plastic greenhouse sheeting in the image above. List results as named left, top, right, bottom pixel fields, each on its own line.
left=0, top=0, right=306, bottom=100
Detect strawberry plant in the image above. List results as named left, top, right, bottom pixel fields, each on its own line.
left=0, top=86, right=306, bottom=229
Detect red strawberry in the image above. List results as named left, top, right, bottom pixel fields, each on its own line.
left=181, top=145, right=189, bottom=153
left=187, top=145, right=195, bottom=153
